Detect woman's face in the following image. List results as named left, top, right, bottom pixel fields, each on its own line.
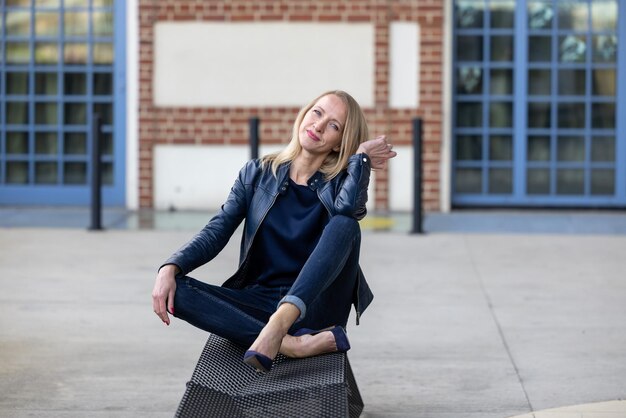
left=298, top=94, right=347, bottom=157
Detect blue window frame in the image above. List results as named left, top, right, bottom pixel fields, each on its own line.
left=0, top=0, right=125, bottom=206
left=452, top=0, right=626, bottom=207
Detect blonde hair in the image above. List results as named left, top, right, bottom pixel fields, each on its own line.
left=261, top=90, right=369, bottom=180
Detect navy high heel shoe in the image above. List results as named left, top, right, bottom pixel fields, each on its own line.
left=293, top=326, right=351, bottom=352
left=243, top=350, right=273, bottom=373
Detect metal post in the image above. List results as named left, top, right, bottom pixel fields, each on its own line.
left=411, top=118, right=424, bottom=234
left=249, top=117, right=260, bottom=160
left=89, top=113, right=103, bottom=231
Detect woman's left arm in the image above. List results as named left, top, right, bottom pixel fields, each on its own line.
left=334, top=135, right=397, bottom=220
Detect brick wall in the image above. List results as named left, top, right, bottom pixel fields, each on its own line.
left=138, top=0, right=444, bottom=211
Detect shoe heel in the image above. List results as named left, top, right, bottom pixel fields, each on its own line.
left=243, top=350, right=273, bottom=373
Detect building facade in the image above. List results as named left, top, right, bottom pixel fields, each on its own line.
left=0, top=0, right=623, bottom=212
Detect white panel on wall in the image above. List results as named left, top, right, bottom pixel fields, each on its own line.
left=389, top=22, right=419, bottom=109
left=154, top=22, right=374, bottom=107
left=154, top=145, right=250, bottom=210
left=389, top=146, right=414, bottom=211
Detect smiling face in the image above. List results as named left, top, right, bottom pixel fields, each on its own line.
left=297, top=94, right=348, bottom=158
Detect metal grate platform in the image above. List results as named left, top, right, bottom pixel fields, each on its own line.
left=176, top=334, right=364, bottom=417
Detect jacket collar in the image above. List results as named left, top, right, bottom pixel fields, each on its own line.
left=276, top=162, right=326, bottom=193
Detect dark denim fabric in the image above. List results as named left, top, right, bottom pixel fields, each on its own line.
left=173, top=215, right=361, bottom=347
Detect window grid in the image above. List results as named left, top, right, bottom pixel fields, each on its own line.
left=1, top=0, right=114, bottom=188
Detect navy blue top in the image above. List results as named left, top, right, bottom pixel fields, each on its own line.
left=247, top=178, right=329, bottom=287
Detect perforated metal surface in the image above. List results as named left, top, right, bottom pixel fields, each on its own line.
left=176, top=334, right=364, bottom=417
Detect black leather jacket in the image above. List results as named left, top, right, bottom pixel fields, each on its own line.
left=163, top=153, right=374, bottom=324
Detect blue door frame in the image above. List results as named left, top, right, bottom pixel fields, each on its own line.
left=0, top=0, right=126, bottom=206
left=452, top=0, right=626, bottom=207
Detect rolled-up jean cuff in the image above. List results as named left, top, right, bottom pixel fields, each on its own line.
left=278, top=295, right=306, bottom=321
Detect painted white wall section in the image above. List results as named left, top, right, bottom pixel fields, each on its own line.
left=125, top=0, right=139, bottom=209
left=389, top=146, right=413, bottom=211
left=154, top=22, right=374, bottom=107
left=389, top=22, right=419, bottom=109
left=154, top=145, right=250, bottom=210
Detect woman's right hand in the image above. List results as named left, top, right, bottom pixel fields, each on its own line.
left=152, top=264, right=179, bottom=326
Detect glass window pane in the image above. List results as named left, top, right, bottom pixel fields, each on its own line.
left=93, top=43, right=114, bottom=65
left=456, top=102, right=483, bottom=127
left=528, top=136, right=550, bottom=161
left=457, top=36, right=483, bottom=61
left=490, top=36, right=513, bottom=61
left=102, top=162, right=113, bottom=185
left=35, top=162, right=58, bottom=184
left=64, top=73, right=87, bottom=95
left=528, top=2, right=554, bottom=29
left=456, top=1, right=484, bottom=28
left=527, top=168, right=550, bottom=194
left=489, top=168, right=512, bottom=194
left=101, top=132, right=113, bottom=155
left=64, top=133, right=87, bottom=155
left=35, top=43, right=58, bottom=64
left=558, top=1, right=588, bottom=30
left=490, top=69, right=513, bottom=95
left=65, top=0, right=89, bottom=5
left=490, top=1, right=514, bottom=28
left=456, top=135, right=482, bottom=161
left=64, top=12, right=89, bottom=37
left=593, top=35, right=617, bottom=63
left=489, top=102, right=513, bottom=128
left=7, top=0, right=31, bottom=5
left=560, top=35, right=586, bottom=63
left=6, top=73, right=29, bottom=95
left=6, top=132, right=29, bottom=154
left=557, top=136, right=585, bottom=162
left=64, top=43, right=88, bottom=64
left=557, top=103, right=585, bottom=129
left=36, top=0, right=60, bottom=5
left=94, top=103, right=113, bottom=125
left=457, top=66, right=483, bottom=94
left=591, top=1, right=617, bottom=31
left=94, top=0, right=114, bottom=5
left=94, top=73, right=113, bottom=95
left=64, top=103, right=87, bottom=125
left=591, top=136, right=614, bottom=162
left=528, top=102, right=551, bottom=128
left=455, top=168, right=482, bottom=193
left=490, top=136, right=512, bottom=161
left=557, top=169, right=584, bottom=195
left=93, top=12, right=113, bottom=36
left=6, top=42, right=30, bottom=64
left=35, top=73, right=58, bottom=95
left=35, top=132, right=58, bottom=155
left=591, top=169, right=614, bottom=195
left=558, top=69, right=586, bottom=96
left=64, top=162, right=87, bottom=185
left=592, top=103, right=615, bottom=129
left=528, top=69, right=551, bottom=95
left=35, top=12, right=59, bottom=36
left=35, top=103, right=57, bottom=125
left=592, top=69, right=615, bottom=97
left=6, top=162, right=29, bottom=184
left=529, top=36, right=551, bottom=62
left=6, top=11, right=31, bottom=36
left=6, top=102, right=29, bottom=124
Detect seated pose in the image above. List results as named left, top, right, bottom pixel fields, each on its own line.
left=152, top=90, right=397, bottom=373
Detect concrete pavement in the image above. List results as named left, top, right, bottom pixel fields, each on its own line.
left=1, top=219, right=626, bottom=417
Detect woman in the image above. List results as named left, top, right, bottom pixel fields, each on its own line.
left=152, top=90, right=396, bottom=373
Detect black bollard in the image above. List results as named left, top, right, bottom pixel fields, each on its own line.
left=89, top=113, right=103, bottom=231
left=249, top=117, right=260, bottom=160
left=411, top=118, right=423, bottom=234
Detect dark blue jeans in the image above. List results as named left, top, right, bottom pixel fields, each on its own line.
left=173, top=215, right=361, bottom=347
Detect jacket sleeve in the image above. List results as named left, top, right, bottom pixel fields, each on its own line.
left=333, top=153, right=371, bottom=220
left=159, top=160, right=256, bottom=277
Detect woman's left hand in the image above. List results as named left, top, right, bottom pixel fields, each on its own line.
left=356, top=135, right=397, bottom=170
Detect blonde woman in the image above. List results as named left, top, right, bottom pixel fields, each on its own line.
left=152, top=90, right=396, bottom=373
